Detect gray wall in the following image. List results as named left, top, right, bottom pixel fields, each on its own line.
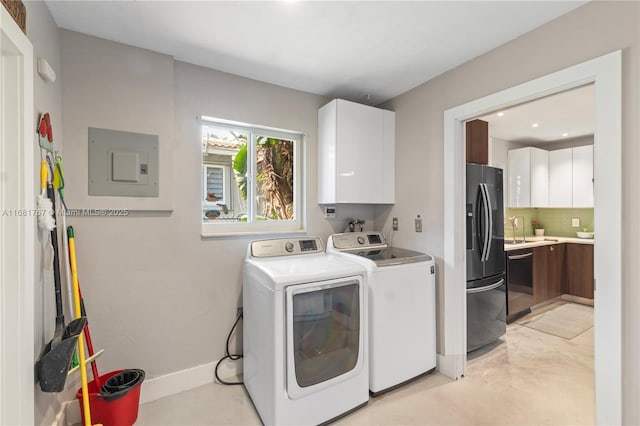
left=29, top=1, right=639, bottom=423
left=379, top=1, right=638, bottom=423
left=58, top=29, right=375, bottom=380
left=23, top=2, right=80, bottom=424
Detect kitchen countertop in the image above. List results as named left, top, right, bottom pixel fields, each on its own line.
left=504, top=236, right=594, bottom=251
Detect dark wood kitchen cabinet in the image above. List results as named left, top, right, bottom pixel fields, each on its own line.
left=564, top=243, right=594, bottom=299
left=533, top=244, right=565, bottom=304
left=465, top=119, right=488, bottom=164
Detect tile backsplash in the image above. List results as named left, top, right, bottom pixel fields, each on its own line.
left=504, top=208, right=594, bottom=238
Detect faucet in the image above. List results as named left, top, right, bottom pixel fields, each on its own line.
left=345, top=218, right=366, bottom=232
left=505, top=216, right=518, bottom=244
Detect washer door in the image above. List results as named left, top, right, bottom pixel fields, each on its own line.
left=285, top=276, right=364, bottom=399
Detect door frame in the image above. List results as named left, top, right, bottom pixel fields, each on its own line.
left=443, top=50, right=621, bottom=424
left=0, top=7, right=35, bottom=425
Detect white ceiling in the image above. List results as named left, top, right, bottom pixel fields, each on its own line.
left=477, top=84, right=595, bottom=144
left=46, top=1, right=586, bottom=106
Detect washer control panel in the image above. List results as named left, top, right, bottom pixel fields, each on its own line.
left=251, top=237, right=324, bottom=257
left=331, top=232, right=387, bottom=250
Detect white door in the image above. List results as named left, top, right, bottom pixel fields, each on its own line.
left=285, top=276, right=364, bottom=399
left=0, top=8, right=34, bottom=425
left=549, top=148, right=573, bottom=207
left=572, top=145, right=594, bottom=207
left=507, top=147, right=531, bottom=207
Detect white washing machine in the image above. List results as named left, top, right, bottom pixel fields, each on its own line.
left=243, top=237, right=369, bottom=425
left=327, top=232, right=436, bottom=395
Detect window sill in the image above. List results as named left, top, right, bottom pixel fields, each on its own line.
left=201, top=229, right=307, bottom=239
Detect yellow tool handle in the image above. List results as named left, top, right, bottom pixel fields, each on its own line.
left=40, top=159, right=47, bottom=191
left=68, top=233, right=95, bottom=426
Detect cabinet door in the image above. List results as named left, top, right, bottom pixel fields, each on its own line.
left=533, top=244, right=564, bottom=304
left=572, top=145, right=594, bottom=208
left=335, top=100, right=384, bottom=203
left=508, top=148, right=531, bottom=208
left=530, top=148, right=549, bottom=207
left=466, top=119, right=488, bottom=165
left=532, top=246, right=548, bottom=304
left=565, top=244, right=594, bottom=299
left=547, top=244, right=565, bottom=299
left=549, top=148, right=573, bottom=207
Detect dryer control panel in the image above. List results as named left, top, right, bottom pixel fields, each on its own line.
left=251, top=237, right=324, bottom=257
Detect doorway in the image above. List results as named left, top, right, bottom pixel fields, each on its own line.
left=0, top=9, right=35, bottom=425
left=443, top=51, right=622, bottom=424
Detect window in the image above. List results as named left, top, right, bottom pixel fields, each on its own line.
left=203, top=164, right=229, bottom=209
left=201, top=117, right=304, bottom=236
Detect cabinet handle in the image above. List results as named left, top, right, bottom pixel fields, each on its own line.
left=550, top=246, right=555, bottom=252
left=508, top=252, right=532, bottom=260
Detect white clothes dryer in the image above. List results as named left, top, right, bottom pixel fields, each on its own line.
left=327, top=232, right=436, bottom=395
left=243, top=237, right=369, bottom=425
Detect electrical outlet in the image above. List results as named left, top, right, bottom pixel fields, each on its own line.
left=415, top=215, right=422, bottom=232
left=237, top=307, right=243, bottom=318
left=392, top=217, right=398, bottom=231
left=324, top=205, right=336, bottom=219
left=571, top=217, right=581, bottom=228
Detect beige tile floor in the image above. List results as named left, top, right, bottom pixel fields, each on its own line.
left=137, top=303, right=594, bottom=425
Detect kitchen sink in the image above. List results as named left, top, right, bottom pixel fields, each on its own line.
left=505, top=240, right=527, bottom=244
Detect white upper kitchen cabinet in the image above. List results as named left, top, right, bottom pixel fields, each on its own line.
left=549, top=148, right=573, bottom=207
left=572, top=145, right=594, bottom=207
left=318, top=99, right=395, bottom=204
left=508, top=147, right=548, bottom=207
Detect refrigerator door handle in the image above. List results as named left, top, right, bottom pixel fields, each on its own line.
left=466, top=204, right=473, bottom=250
left=475, top=186, right=484, bottom=258
left=483, top=183, right=493, bottom=260
left=466, top=279, right=505, bottom=294
left=480, top=184, right=491, bottom=262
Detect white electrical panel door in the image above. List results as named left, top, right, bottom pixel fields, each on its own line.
left=530, top=148, right=549, bottom=207
left=549, top=148, right=573, bottom=208
left=508, top=148, right=531, bottom=207
left=572, top=145, right=594, bottom=207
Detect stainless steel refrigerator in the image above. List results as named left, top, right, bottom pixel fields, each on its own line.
left=466, top=164, right=506, bottom=352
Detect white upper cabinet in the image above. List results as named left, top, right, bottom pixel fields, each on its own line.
left=508, top=147, right=548, bottom=208
left=572, top=145, right=594, bottom=207
left=318, top=99, right=395, bottom=204
left=507, top=144, right=593, bottom=208
left=549, top=148, right=573, bottom=207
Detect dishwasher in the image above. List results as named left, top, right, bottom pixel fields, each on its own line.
left=506, top=248, right=534, bottom=323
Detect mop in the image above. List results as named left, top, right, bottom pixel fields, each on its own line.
left=54, top=155, right=79, bottom=367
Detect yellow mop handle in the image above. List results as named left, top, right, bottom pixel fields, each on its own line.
left=68, top=228, right=95, bottom=426
left=40, top=159, right=47, bottom=190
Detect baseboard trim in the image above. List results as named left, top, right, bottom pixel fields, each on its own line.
left=59, top=358, right=242, bottom=425
left=140, top=359, right=242, bottom=404
left=436, top=353, right=465, bottom=380
left=560, top=294, right=594, bottom=306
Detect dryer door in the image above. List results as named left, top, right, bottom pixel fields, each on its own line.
left=285, top=276, right=364, bottom=399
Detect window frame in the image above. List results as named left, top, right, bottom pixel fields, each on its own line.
left=202, top=163, right=230, bottom=209
left=200, top=116, right=305, bottom=237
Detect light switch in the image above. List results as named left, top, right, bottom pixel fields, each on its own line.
left=111, top=151, right=140, bottom=182
left=571, top=217, right=580, bottom=228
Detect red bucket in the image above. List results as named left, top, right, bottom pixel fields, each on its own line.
left=76, top=369, right=145, bottom=426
